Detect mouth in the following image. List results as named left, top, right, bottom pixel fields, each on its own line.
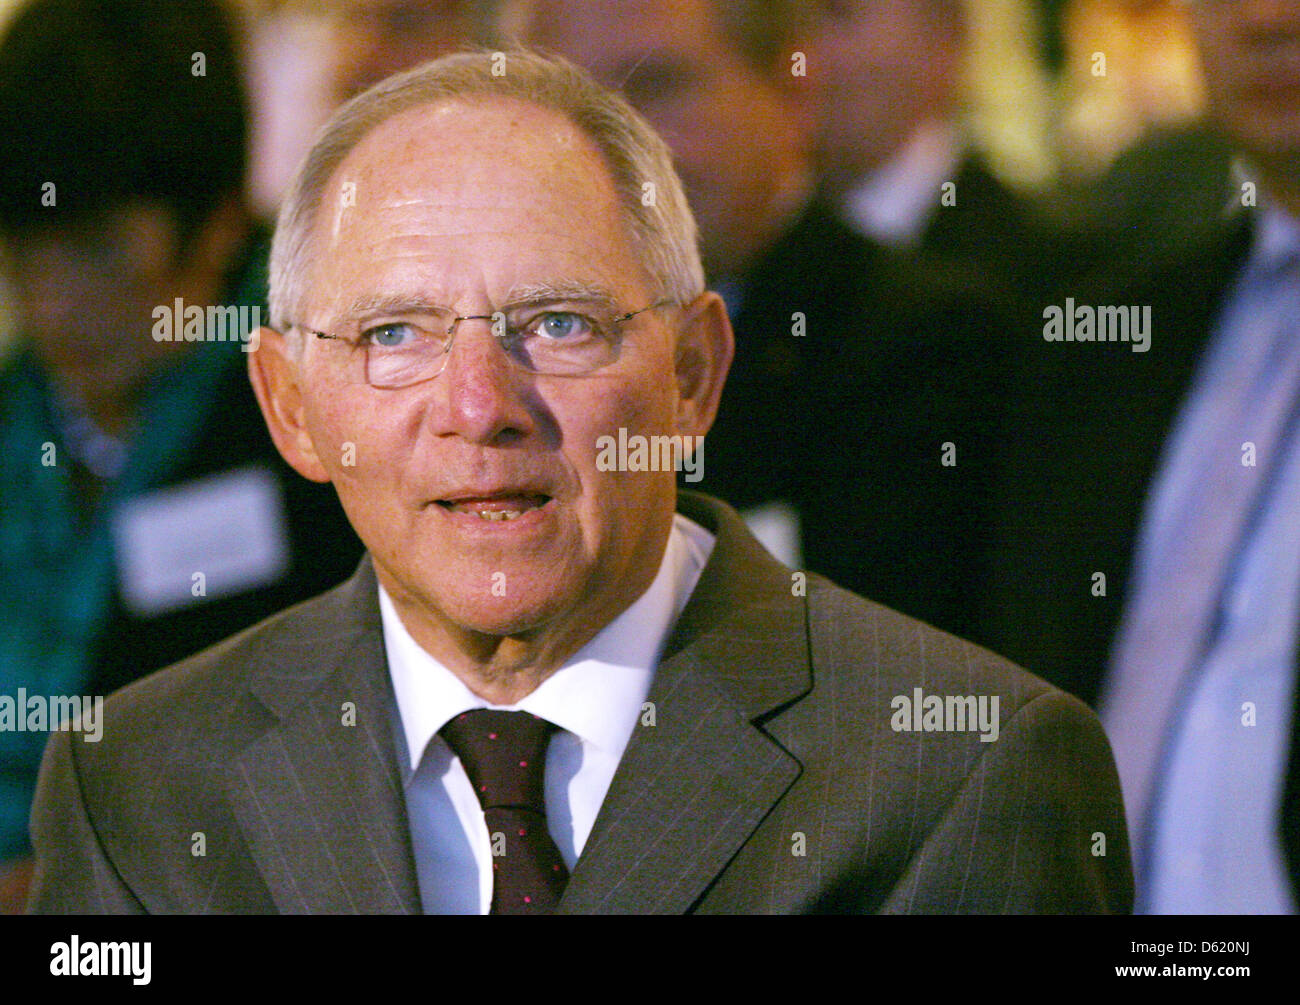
left=434, top=492, right=553, bottom=522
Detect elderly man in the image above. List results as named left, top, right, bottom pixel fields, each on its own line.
left=27, top=52, right=1131, bottom=914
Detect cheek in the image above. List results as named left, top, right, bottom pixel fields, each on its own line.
left=305, top=383, right=412, bottom=491
left=565, top=375, right=678, bottom=506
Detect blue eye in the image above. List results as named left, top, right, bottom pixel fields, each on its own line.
left=362, top=322, right=417, bottom=348
left=533, top=312, right=593, bottom=341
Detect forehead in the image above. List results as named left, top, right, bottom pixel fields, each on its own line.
left=308, top=97, right=646, bottom=309
left=326, top=96, right=618, bottom=214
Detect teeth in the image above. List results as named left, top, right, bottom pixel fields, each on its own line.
left=475, top=509, right=522, bottom=521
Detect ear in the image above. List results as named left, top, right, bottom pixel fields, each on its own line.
left=672, top=291, right=734, bottom=440
left=247, top=327, right=332, bottom=483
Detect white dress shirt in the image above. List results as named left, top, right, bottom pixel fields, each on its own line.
left=1103, top=204, right=1300, bottom=913
left=839, top=119, right=965, bottom=248
left=381, top=513, right=715, bottom=914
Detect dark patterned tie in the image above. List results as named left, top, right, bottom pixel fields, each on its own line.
left=439, top=709, right=569, bottom=914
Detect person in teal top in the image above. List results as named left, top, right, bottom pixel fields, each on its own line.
left=0, top=0, right=362, bottom=896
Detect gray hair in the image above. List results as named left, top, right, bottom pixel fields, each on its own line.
left=268, top=49, right=704, bottom=342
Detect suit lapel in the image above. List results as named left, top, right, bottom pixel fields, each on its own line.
left=220, top=496, right=811, bottom=914
left=223, top=560, right=422, bottom=913
left=558, top=493, right=809, bottom=914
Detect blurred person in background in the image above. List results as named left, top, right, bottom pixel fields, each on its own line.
left=496, top=0, right=1017, bottom=641
left=1098, top=0, right=1300, bottom=914
left=328, top=0, right=480, bottom=103
left=0, top=0, right=361, bottom=909
left=981, top=0, right=1300, bottom=913
left=797, top=0, right=1105, bottom=308
left=1057, top=0, right=1238, bottom=266
left=498, top=0, right=813, bottom=289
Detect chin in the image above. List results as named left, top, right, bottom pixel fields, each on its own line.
left=435, top=586, right=576, bottom=640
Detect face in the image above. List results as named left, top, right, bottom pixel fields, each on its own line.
left=2, top=203, right=191, bottom=389
left=1190, top=0, right=1300, bottom=168
left=254, top=98, right=729, bottom=660
left=506, top=0, right=807, bottom=277
left=802, top=0, right=962, bottom=191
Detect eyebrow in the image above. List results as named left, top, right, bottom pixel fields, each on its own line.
left=337, top=281, right=624, bottom=322
left=340, top=291, right=448, bottom=319
left=499, top=280, right=622, bottom=311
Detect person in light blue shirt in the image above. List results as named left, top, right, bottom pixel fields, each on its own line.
left=1100, top=0, right=1300, bottom=914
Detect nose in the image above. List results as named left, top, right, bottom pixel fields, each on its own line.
left=430, top=314, right=535, bottom=446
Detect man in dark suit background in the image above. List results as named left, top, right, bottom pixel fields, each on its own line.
left=0, top=0, right=362, bottom=911
left=795, top=0, right=1097, bottom=309
left=28, top=50, right=1131, bottom=914
left=326, top=0, right=481, bottom=105
left=980, top=0, right=1300, bottom=913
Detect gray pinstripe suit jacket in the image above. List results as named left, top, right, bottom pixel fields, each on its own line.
left=27, top=492, right=1134, bottom=913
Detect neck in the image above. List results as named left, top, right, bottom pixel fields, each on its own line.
left=377, top=551, right=667, bottom=707
left=413, top=625, right=587, bottom=706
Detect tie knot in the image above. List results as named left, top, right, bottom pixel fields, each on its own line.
left=439, top=709, right=556, bottom=812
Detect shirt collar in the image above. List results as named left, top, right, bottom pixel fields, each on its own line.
left=839, top=119, right=965, bottom=247
left=382, top=512, right=715, bottom=774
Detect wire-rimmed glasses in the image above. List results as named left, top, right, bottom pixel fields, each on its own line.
left=292, top=298, right=674, bottom=389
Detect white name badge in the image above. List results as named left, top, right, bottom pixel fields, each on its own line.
left=112, top=466, right=291, bottom=617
